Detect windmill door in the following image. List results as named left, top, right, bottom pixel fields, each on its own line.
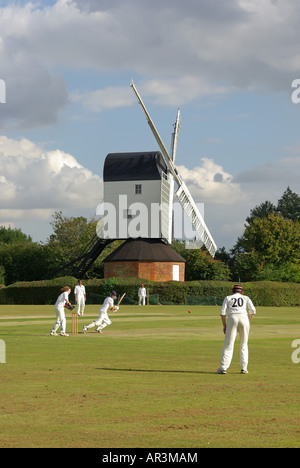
left=172, top=265, right=180, bottom=281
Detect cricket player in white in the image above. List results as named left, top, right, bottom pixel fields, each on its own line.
left=217, top=285, right=256, bottom=374
left=50, top=286, right=71, bottom=336
left=74, top=279, right=86, bottom=316
left=138, top=284, right=147, bottom=306
left=83, top=291, right=119, bottom=334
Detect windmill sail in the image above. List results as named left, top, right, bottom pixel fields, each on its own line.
left=130, top=80, right=217, bottom=257
left=170, top=109, right=181, bottom=163
left=166, top=109, right=181, bottom=243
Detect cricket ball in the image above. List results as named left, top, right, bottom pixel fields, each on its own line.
left=188, top=310, right=191, bottom=314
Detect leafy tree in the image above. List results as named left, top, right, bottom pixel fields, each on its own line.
left=245, top=201, right=277, bottom=225
left=0, top=264, right=5, bottom=285
left=277, top=186, right=300, bottom=221
left=254, top=261, right=300, bottom=283
left=0, top=226, right=32, bottom=244
left=230, top=187, right=300, bottom=282
left=46, top=211, right=123, bottom=278
left=232, top=213, right=300, bottom=282
left=215, top=246, right=232, bottom=265
left=0, top=226, right=34, bottom=284
left=0, top=242, right=56, bottom=285
left=47, top=211, right=97, bottom=268
left=185, top=249, right=231, bottom=280
left=243, top=214, right=298, bottom=262
left=171, top=240, right=231, bottom=280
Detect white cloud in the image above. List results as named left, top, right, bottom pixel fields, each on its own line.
left=73, top=77, right=231, bottom=113
left=174, top=153, right=299, bottom=249
left=0, top=36, right=68, bottom=128
left=176, top=158, right=247, bottom=205
left=72, top=86, right=136, bottom=113
left=0, top=0, right=300, bottom=128
left=67, top=0, right=300, bottom=90
left=0, top=136, right=103, bottom=237
left=168, top=158, right=249, bottom=249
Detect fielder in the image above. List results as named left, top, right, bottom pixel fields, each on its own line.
left=217, top=285, right=256, bottom=374
left=138, top=284, right=147, bottom=306
left=74, top=279, right=86, bottom=316
left=50, top=286, right=72, bottom=336
left=83, top=290, right=119, bottom=334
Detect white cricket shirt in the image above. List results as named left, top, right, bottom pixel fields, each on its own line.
left=100, top=296, right=114, bottom=314
left=74, top=284, right=86, bottom=297
left=220, top=293, right=256, bottom=316
left=55, top=291, right=69, bottom=309
left=138, top=287, right=146, bottom=297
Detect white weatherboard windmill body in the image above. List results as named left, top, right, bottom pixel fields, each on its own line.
left=130, top=80, right=217, bottom=257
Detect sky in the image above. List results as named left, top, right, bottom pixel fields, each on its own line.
left=0, top=0, right=299, bottom=251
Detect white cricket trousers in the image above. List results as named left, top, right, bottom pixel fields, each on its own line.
left=139, top=296, right=146, bottom=305
left=52, top=306, right=66, bottom=334
left=85, top=313, right=111, bottom=331
left=86, top=307, right=119, bottom=331
left=77, top=296, right=85, bottom=315
left=95, top=311, right=112, bottom=331
left=220, top=314, right=250, bottom=372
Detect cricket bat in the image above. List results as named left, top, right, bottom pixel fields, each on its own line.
left=112, top=293, right=126, bottom=313
left=117, top=293, right=126, bottom=306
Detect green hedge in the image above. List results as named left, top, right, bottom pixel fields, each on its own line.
left=0, top=277, right=78, bottom=305
left=0, top=277, right=299, bottom=307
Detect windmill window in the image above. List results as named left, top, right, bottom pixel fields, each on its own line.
left=135, top=184, right=142, bottom=194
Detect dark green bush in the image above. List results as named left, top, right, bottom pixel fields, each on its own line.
left=0, top=277, right=299, bottom=307
left=0, top=276, right=78, bottom=305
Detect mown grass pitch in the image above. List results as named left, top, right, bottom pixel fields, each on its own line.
left=0, top=304, right=299, bottom=448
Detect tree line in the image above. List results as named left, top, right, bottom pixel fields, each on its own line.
left=214, top=186, right=299, bottom=282
left=0, top=187, right=299, bottom=285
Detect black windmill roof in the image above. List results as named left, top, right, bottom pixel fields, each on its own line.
left=103, top=152, right=167, bottom=182
left=104, top=238, right=186, bottom=263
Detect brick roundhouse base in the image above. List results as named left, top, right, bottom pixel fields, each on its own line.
left=104, top=260, right=185, bottom=282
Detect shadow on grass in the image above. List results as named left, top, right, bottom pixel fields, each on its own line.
left=97, top=367, right=217, bottom=375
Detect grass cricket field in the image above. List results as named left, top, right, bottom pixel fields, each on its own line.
left=0, top=304, right=299, bottom=448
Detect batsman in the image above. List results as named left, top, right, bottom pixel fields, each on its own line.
left=83, top=290, right=125, bottom=334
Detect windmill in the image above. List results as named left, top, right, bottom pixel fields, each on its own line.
left=52, top=80, right=216, bottom=280
left=130, top=80, right=217, bottom=257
